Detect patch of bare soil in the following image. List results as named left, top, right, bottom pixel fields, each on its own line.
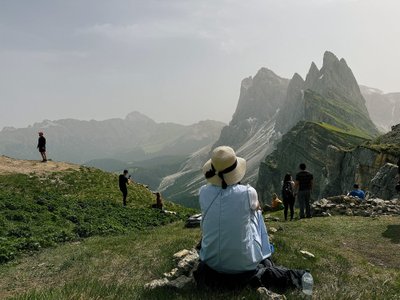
left=0, top=155, right=80, bottom=175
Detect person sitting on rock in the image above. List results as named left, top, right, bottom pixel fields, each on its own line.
left=348, top=184, right=365, bottom=200
left=194, top=146, right=306, bottom=292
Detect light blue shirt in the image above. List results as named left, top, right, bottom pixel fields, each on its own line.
left=199, top=184, right=271, bottom=274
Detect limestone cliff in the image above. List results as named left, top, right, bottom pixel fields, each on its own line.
left=257, top=123, right=400, bottom=204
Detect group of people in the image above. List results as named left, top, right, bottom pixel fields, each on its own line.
left=270, top=163, right=313, bottom=221
left=195, top=146, right=400, bottom=293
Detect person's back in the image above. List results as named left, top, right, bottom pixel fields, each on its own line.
left=295, top=163, right=313, bottom=219
left=349, top=184, right=365, bottom=200
left=119, top=174, right=127, bottom=190
left=296, top=170, right=313, bottom=191
left=200, top=184, right=266, bottom=273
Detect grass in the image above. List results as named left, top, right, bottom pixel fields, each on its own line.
left=304, top=89, right=378, bottom=139
left=1, top=213, right=400, bottom=299
left=0, top=168, right=195, bottom=264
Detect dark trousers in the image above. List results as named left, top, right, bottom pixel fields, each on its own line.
left=193, top=259, right=305, bottom=293
left=283, top=196, right=295, bottom=220
left=121, top=189, right=127, bottom=206
left=298, top=190, right=311, bottom=218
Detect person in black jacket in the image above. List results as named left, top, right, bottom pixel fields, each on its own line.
left=282, top=173, right=295, bottom=221
left=37, top=132, right=47, bottom=162
left=295, top=163, right=313, bottom=219
left=119, top=170, right=131, bottom=206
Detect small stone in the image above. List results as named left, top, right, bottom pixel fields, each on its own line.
left=257, top=287, right=286, bottom=299
left=173, top=249, right=190, bottom=259
left=300, top=250, right=315, bottom=259
left=177, top=251, right=199, bottom=273
left=269, top=227, right=278, bottom=233
left=144, top=278, right=169, bottom=289
left=163, top=268, right=179, bottom=279
left=167, top=275, right=193, bottom=289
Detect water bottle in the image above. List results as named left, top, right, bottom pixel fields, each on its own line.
left=302, top=270, right=313, bottom=296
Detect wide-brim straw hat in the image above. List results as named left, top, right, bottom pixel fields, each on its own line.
left=202, top=146, right=246, bottom=187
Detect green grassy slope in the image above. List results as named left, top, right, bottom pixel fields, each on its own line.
left=1, top=214, right=399, bottom=299
left=0, top=167, right=195, bottom=264
left=304, top=89, right=379, bottom=138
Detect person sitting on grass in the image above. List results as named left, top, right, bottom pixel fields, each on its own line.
left=151, top=192, right=164, bottom=210
left=194, top=146, right=306, bottom=292
left=271, top=193, right=284, bottom=211
left=348, top=183, right=365, bottom=200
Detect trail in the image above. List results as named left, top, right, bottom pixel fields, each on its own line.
left=0, top=155, right=80, bottom=175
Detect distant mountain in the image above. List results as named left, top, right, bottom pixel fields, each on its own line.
left=360, top=85, right=400, bottom=132
left=0, top=112, right=225, bottom=164
left=159, top=68, right=290, bottom=205
left=275, top=51, right=378, bottom=137
left=160, top=51, right=381, bottom=207
left=258, top=52, right=380, bottom=203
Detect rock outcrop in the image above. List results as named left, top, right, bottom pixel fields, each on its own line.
left=312, top=196, right=400, bottom=217
left=275, top=51, right=378, bottom=137
left=258, top=123, right=399, bottom=204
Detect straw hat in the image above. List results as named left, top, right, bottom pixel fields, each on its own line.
left=202, top=146, right=246, bottom=188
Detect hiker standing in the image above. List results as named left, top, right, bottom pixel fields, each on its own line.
left=119, top=170, right=131, bottom=206
left=295, top=163, right=313, bottom=219
left=195, top=146, right=306, bottom=291
left=282, top=173, right=295, bottom=221
left=37, top=132, right=47, bottom=162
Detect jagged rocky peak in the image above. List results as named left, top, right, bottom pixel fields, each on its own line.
left=288, top=72, right=305, bottom=91
left=240, top=76, right=253, bottom=90
left=305, top=62, right=320, bottom=86
left=322, top=50, right=340, bottom=66
left=254, top=67, right=284, bottom=83
left=232, top=68, right=289, bottom=124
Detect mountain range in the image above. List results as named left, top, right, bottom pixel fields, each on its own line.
left=0, top=111, right=225, bottom=164
left=160, top=51, right=399, bottom=206
left=1, top=51, right=399, bottom=207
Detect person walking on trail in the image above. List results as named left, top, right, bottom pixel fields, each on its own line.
left=37, top=132, right=47, bottom=162
left=282, top=173, right=295, bottom=221
left=119, top=170, right=131, bottom=206
left=194, top=146, right=306, bottom=292
left=295, top=163, right=313, bottom=219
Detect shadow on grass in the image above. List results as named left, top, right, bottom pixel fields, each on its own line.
left=382, top=225, right=400, bottom=244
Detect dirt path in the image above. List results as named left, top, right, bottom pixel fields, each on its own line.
left=0, top=155, right=80, bottom=175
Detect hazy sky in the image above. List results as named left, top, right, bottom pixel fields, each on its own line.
left=1, top=0, right=399, bottom=129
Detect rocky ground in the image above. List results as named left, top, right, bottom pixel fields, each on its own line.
left=312, top=195, right=400, bottom=217
left=0, top=155, right=79, bottom=175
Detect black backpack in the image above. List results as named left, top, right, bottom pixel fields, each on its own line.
left=282, top=182, right=294, bottom=199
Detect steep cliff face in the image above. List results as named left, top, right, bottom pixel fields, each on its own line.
left=257, top=122, right=368, bottom=203
left=215, top=68, right=289, bottom=150
left=159, top=68, right=289, bottom=204
left=258, top=123, right=400, bottom=204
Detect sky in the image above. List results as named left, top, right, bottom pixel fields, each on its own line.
left=1, top=0, right=399, bottom=130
